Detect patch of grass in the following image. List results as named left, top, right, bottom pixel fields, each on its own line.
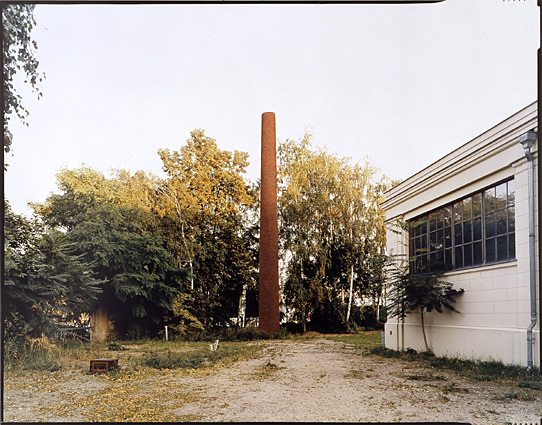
left=518, top=380, right=542, bottom=391
left=324, top=331, right=382, bottom=352
left=4, top=335, right=86, bottom=371
left=140, top=342, right=263, bottom=370
left=429, top=357, right=541, bottom=382
left=371, top=344, right=542, bottom=386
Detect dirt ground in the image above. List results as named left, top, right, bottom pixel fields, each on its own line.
left=3, top=337, right=542, bottom=423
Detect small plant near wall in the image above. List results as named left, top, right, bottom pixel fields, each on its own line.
left=386, top=257, right=464, bottom=353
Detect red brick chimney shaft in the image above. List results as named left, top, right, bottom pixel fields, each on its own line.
left=259, top=112, right=280, bottom=333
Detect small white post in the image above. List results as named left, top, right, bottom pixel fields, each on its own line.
left=165, top=325, right=168, bottom=341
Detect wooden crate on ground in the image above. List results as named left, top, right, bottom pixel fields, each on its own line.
left=89, top=358, right=118, bottom=373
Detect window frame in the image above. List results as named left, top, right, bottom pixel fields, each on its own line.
left=408, top=178, right=515, bottom=274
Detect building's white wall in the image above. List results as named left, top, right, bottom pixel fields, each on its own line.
left=383, top=103, right=539, bottom=368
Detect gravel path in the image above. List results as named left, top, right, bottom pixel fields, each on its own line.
left=3, top=338, right=542, bottom=423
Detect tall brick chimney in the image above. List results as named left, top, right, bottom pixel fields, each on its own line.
left=259, top=112, right=280, bottom=333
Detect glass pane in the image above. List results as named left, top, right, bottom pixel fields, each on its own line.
left=473, top=241, right=483, bottom=265
left=473, top=217, right=482, bottom=241
left=430, top=232, right=436, bottom=252
left=453, top=201, right=462, bottom=223
left=472, top=193, right=482, bottom=217
left=430, top=212, right=438, bottom=232
left=507, top=180, right=515, bottom=205
left=415, top=256, right=423, bottom=273
left=444, top=227, right=452, bottom=248
left=508, top=205, right=515, bottom=233
left=414, top=237, right=421, bottom=254
left=496, top=182, right=507, bottom=210
left=444, top=206, right=452, bottom=227
left=444, top=248, right=452, bottom=268
left=421, top=234, right=427, bottom=250
left=464, top=221, right=472, bottom=243
left=436, top=229, right=444, bottom=250
left=419, top=219, right=427, bottom=235
left=496, top=209, right=507, bottom=235
left=464, top=244, right=473, bottom=267
left=497, top=235, right=508, bottom=261
left=463, top=198, right=472, bottom=220
left=438, top=209, right=444, bottom=230
left=420, top=254, right=428, bottom=273
left=455, top=246, right=463, bottom=269
left=454, top=223, right=462, bottom=245
left=485, top=188, right=496, bottom=212
left=486, top=238, right=496, bottom=264
left=509, top=234, right=515, bottom=259
left=433, top=251, right=444, bottom=270
left=486, top=213, right=496, bottom=238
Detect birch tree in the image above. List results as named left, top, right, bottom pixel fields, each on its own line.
left=278, top=134, right=390, bottom=332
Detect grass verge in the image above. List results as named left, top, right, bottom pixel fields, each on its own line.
left=371, top=345, right=542, bottom=389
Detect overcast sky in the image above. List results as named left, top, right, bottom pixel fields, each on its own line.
left=4, top=0, right=540, bottom=217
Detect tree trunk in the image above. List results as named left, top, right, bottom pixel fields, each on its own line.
left=401, top=313, right=405, bottom=352
left=301, top=304, right=307, bottom=334
left=346, top=263, right=354, bottom=322
left=420, top=307, right=429, bottom=352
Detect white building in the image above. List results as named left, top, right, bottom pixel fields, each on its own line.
left=382, top=102, right=539, bottom=370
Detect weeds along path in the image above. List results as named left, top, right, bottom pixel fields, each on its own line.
left=3, top=337, right=542, bottom=423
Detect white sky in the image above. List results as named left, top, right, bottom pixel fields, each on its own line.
left=4, top=0, right=540, bottom=217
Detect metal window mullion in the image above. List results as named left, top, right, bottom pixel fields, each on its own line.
left=481, top=189, right=486, bottom=265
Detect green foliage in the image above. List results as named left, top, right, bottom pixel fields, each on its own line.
left=157, top=130, right=258, bottom=328
left=34, top=169, right=190, bottom=338
left=166, top=293, right=204, bottom=337
left=4, top=200, right=102, bottom=337
left=3, top=4, right=45, bottom=156
left=278, top=134, right=391, bottom=333
left=386, top=254, right=464, bottom=352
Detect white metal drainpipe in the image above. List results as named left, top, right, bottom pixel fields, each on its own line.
left=520, top=130, right=538, bottom=373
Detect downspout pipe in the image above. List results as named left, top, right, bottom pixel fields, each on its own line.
left=519, top=130, right=538, bottom=373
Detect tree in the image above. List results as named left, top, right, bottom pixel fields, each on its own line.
left=278, top=134, right=390, bottom=332
left=4, top=200, right=101, bottom=338
left=157, top=129, right=258, bottom=328
left=386, top=255, right=464, bottom=352
left=3, top=4, right=45, bottom=156
left=34, top=167, right=189, bottom=338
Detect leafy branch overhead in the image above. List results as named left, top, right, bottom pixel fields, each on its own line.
left=3, top=4, right=45, bottom=155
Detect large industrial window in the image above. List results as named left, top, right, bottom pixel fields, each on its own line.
left=409, top=179, right=515, bottom=273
